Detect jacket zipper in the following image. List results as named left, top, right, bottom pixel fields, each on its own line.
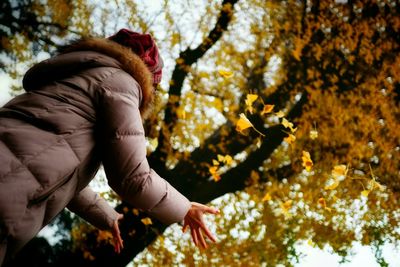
left=28, top=169, right=76, bottom=207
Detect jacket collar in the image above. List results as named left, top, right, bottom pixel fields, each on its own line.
left=60, top=37, right=155, bottom=119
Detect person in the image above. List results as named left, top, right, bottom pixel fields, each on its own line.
left=0, top=29, right=219, bottom=265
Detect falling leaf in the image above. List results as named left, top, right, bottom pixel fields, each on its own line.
left=217, top=154, right=233, bottom=165
left=262, top=193, right=272, bottom=202
left=224, top=155, right=233, bottom=165
left=212, top=159, right=220, bottom=166
left=282, top=118, right=297, bottom=133
left=301, top=151, right=313, bottom=171
left=218, top=69, right=234, bottom=78
left=284, top=134, right=296, bottom=145
left=361, top=190, right=370, bottom=197
left=245, top=94, right=259, bottom=114
left=209, top=166, right=218, bottom=174
left=309, top=129, right=318, bottom=140
left=209, top=166, right=221, bottom=182
left=217, top=154, right=225, bottom=162
left=275, top=111, right=285, bottom=118
left=212, top=173, right=221, bottom=182
left=261, top=104, right=274, bottom=115
left=236, top=113, right=254, bottom=134
left=141, top=217, right=153, bottom=225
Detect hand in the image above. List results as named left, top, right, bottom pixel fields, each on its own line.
left=111, top=213, right=124, bottom=254
left=183, top=202, right=220, bottom=249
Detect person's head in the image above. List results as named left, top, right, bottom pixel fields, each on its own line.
left=108, top=29, right=163, bottom=86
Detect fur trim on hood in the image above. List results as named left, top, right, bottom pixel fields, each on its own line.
left=61, top=37, right=155, bottom=119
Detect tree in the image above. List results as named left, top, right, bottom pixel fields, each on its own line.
left=3, top=0, right=400, bottom=266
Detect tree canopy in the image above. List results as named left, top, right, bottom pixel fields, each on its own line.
left=1, top=0, right=399, bottom=266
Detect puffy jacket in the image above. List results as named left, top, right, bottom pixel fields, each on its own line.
left=0, top=38, right=190, bottom=263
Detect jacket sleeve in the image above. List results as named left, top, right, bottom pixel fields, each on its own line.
left=98, top=75, right=191, bottom=225
left=67, top=186, right=119, bottom=230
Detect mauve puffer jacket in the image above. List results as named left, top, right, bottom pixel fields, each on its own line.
left=0, top=38, right=190, bottom=262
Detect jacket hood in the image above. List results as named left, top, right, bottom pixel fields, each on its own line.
left=23, top=37, right=155, bottom=118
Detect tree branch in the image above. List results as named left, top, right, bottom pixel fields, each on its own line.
left=153, top=0, right=239, bottom=162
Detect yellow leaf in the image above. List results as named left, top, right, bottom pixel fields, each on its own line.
left=245, top=94, right=258, bottom=105
left=284, top=134, right=296, bottom=145
left=217, top=154, right=225, bottom=162
left=262, top=193, right=272, bottom=202
left=212, top=173, right=221, bottom=182
left=212, top=159, right=220, bottom=166
left=282, top=118, right=296, bottom=133
left=361, top=190, right=370, bottom=197
left=245, top=94, right=258, bottom=114
left=236, top=113, right=254, bottom=134
left=132, top=209, right=139, bottom=216
left=141, top=217, right=153, bottom=225
left=218, top=69, right=233, bottom=78
left=301, top=151, right=313, bottom=171
left=209, top=166, right=218, bottom=174
left=261, top=104, right=274, bottom=115
left=309, top=129, right=318, bottom=140
left=275, top=110, right=285, bottom=118
left=224, top=155, right=233, bottom=165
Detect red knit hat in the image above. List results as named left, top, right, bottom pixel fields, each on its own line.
left=108, top=29, right=163, bottom=84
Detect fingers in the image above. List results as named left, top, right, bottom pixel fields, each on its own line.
left=196, top=227, right=208, bottom=249
left=190, top=224, right=199, bottom=247
left=199, top=223, right=217, bottom=243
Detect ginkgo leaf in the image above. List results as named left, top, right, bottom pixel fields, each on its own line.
left=217, top=154, right=233, bottom=165
left=245, top=94, right=258, bottom=114
left=224, top=155, right=233, bottom=165
left=209, top=166, right=221, bottom=182
left=141, top=217, right=153, bottom=225
left=218, top=69, right=234, bottom=78
left=301, top=151, right=313, bottom=171
left=309, top=129, right=318, bottom=140
left=282, top=118, right=297, bottom=133
left=361, top=190, right=370, bottom=197
left=284, top=134, right=296, bottom=145
left=275, top=111, right=285, bottom=118
left=262, top=192, right=272, bottom=202
left=245, top=94, right=258, bottom=105
left=261, top=104, right=274, bottom=115
left=236, top=113, right=254, bottom=134
left=212, top=173, right=221, bottom=182
left=209, top=166, right=218, bottom=174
